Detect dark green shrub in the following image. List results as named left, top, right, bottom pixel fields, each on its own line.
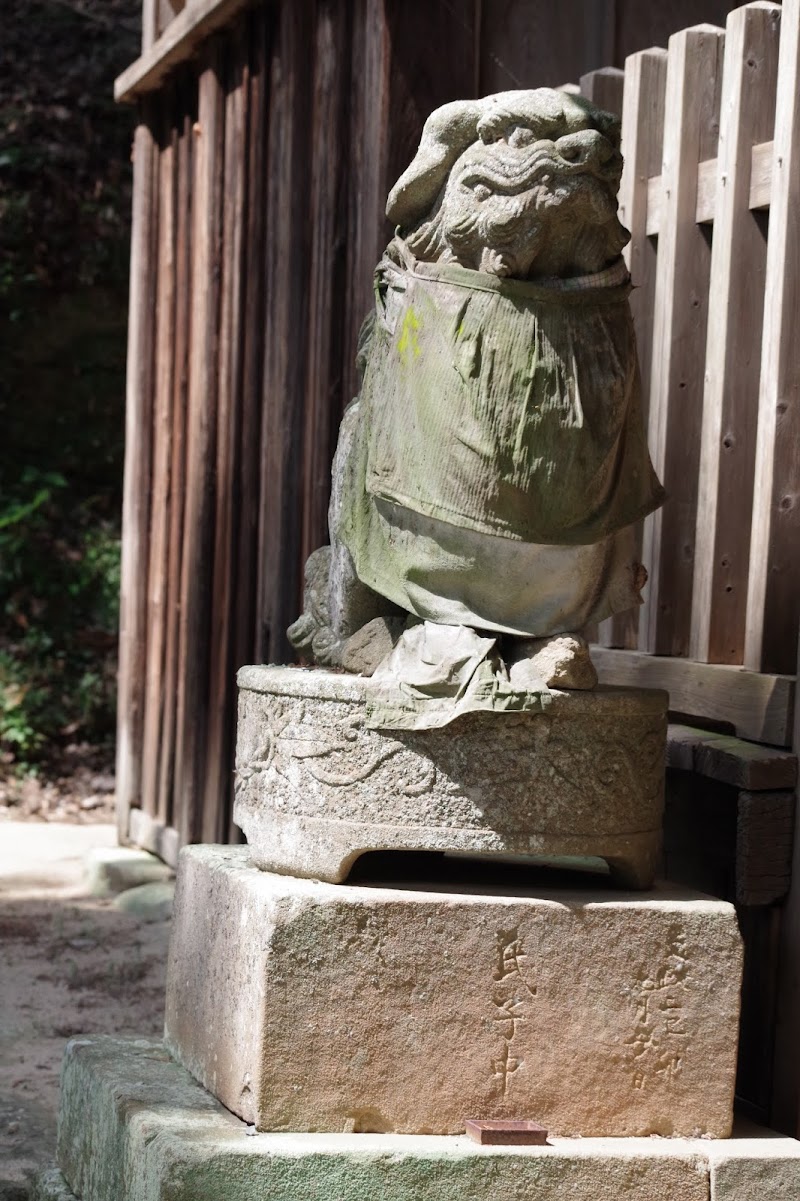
left=0, top=468, right=120, bottom=769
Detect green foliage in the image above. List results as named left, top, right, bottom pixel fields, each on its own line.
left=0, top=468, right=120, bottom=769
left=0, top=0, right=139, bottom=774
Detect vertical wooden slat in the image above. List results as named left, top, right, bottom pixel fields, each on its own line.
left=142, top=0, right=158, bottom=52
left=203, top=31, right=249, bottom=844
left=579, top=65, right=624, bottom=116
left=343, top=0, right=479, bottom=409
left=257, top=1, right=313, bottom=664
left=174, top=44, right=225, bottom=846
left=301, top=0, right=352, bottom=565
left=229, top=7, right=271, bottom=843
left=116, top=104, right=159, bottom=842
left=156, top=82, right=194, bottom=832
left=638, top=24, right=726, bottom=657
left=691, top=2, right=781, bottom=666
left=745, top=0, right=800, bottom=675
left=595, top=48, right=668, bottom=651
left=140, top=95, right=178, bottom=822
left=341, top=0, right=388, bottom=411
left=579, top=65, right=623, bottom=649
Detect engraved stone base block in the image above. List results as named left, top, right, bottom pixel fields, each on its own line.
left=164, top=846, right=743, bottom=1138
left=234, top=666, right=668, bottom=888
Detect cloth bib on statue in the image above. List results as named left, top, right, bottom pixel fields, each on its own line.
left=361, top=241, right=664, bottom=546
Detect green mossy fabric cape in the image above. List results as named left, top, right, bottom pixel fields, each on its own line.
left=361, top=240, right=664, bottom=546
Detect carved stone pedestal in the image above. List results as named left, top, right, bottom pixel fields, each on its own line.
left=234, top=666, right=668, bottom=888
left=164, top=845, right=742, bottom=1139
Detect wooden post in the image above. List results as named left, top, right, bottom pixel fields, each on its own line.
left=202, top=35, right=249, bottom=844
left=301, top=0, right=353, bottom=566
left=638, top=24, right=725, bottom=657
left=141, top=95, right=178, bottom=823
left=596, top=47, right=667, bottom=650
left=142, top=0, right=158, bottom=52
left=115, top=104, right=159, bottom=842
left=579, top=65, right=624, bottom=116
left=174, top=43, right=225, bottom=846
left=229, top=7, right=271, bottom=842
left=691, top=2, right=781, bottom=666
left=156, top=75, right=195, bottom=830
left=745, top=0, right=800, bottom=676
left=256, top=0, right=313, bottom=665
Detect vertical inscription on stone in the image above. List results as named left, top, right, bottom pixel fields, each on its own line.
left=490, top=927, right=537, bottom=1095
left=625, top=931, right=691, bottom=1090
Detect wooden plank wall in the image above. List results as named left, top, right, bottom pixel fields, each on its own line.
left=116, top=0, right=479, bottom=851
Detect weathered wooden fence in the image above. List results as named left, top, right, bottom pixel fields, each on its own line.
left=589, top=4, right=798, bottom=684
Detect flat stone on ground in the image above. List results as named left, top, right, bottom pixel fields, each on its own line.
left=85, top=845, right=174, bottom=897
left=112, top=880, right=175, bottom=922
left=165, top=845, right=742, bottom=1138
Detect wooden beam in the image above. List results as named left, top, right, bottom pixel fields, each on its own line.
left=646, top=138, right=774, bottom=234
left=666, top=724, right=797, bottom=790
left=115, top=0, right=252, bottom=103
left=128, top=807, right=181, bottom=868
left=590, top=647, right=795, bottom=747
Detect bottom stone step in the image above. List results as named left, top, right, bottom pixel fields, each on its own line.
left=53, top=1036, right=800, bottom=1201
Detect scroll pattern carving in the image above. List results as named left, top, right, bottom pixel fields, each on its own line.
left=235, top=689, right=665, bottom=830
left=235, top=697, right=438, bottom=804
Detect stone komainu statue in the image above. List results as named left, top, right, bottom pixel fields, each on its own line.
left=289, top=88, right=664, bottom=721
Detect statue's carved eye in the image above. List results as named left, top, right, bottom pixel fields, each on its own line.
left=508, top=125, right=535, bottom=147
left=473, top=183, right=491, bottom=202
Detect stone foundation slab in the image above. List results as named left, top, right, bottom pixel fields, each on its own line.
left=51, top=1037, right=800, bottom=1201
left=234, top=666, right=668, bottom=887
left=164, top=845, right=742, bottom=1138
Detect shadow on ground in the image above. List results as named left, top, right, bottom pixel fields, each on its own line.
left=0, top=823, right=171, bottom=1197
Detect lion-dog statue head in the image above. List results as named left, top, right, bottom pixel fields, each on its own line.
left=386, top=88, right=627, bottom=280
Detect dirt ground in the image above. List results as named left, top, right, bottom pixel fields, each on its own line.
left=0, top=748, right=117, bottom=827
left=0, top=819, right=172, bottom=1198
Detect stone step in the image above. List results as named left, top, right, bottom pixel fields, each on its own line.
left=50, top=1036, right=800, bottom=1201
left=164, top=845, right=742, bottom=1137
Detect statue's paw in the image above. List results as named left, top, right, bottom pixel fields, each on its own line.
left=287, top=612, right=317, bottom=656
left=339, top=616, right=405, bottom=677
left=507, top=632, right=598, bottom=691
